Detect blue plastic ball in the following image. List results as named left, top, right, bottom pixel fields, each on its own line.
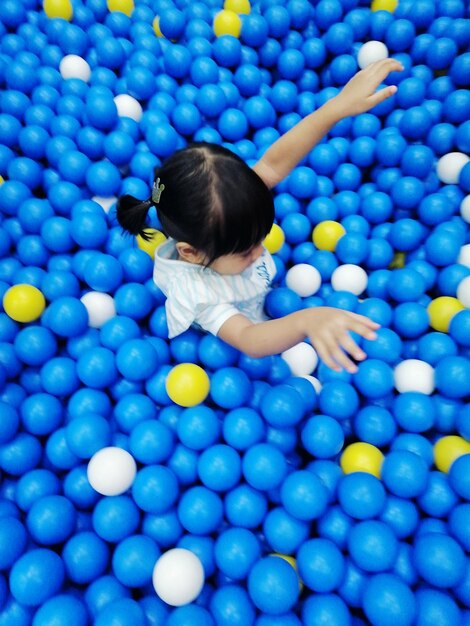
left=10, top=548, right=65, bottom=606
left=260, top=384, right=305, bottom=428
left=362, top=574, right=415, bottom=626
left=31, top=594, right=88, bottom=626
left=242, top=442, right=287, bottom=492
left=177, top=485, right=223, bottom=535
left=300, top=414, right=344, bottom=459
left=112, top=534, right=159, bottom=588
left=248, top=556, right=299, bottom=615
left=210, top=585, right=256, bottom=626
left=210, top=367, right=252, bottom=410
left=338, top=471, right=386, bottom=520
left=214, top=527, right=261, bottom=582
left=414, top=532, right=466, bottom=588
left=435, top=355, right=470, bottom=399
left=280, top=470, right=329, bottom=521
left=301, top=593, right=350, bottom=626
left=297, top=537, right=345, bottom=593
left=197, top=444, right=241, bottom=492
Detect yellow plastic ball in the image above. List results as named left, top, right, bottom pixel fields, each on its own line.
left=389, top=251, right=406, bottom=269
left=272, top=554, right=303, bottom=589
left=312, top=221, right=346, bottom=252
left=434, top=436, right=470, bottom=473
left=263, top=223, right=285, bottom=254
left=43, top=0, right=73, bottom=20
left=107, top=0, right=134, bottom=16
left=224, top=0, right=251, bottom=14
left=371, top=0, right=398, bottom=12
left=152, top=16, right=163, bottom=37
left=340, top=442, right=384, bottom=478
left=136, top=229, right=166, bottom=259
left=213, top=10, right=242, bottom=38
left=427, top=296, right=465, bottom=333
left=3, top=284, right=46, bottom=323
left=0, top=176, right=4, bottom=184
left=165, top=363, right=210, bottom=407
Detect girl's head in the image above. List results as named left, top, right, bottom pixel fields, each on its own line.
left=116, top=142, right=274, bottom=267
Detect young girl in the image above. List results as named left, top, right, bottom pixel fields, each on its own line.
left=117, top=59, right=403, bottom=373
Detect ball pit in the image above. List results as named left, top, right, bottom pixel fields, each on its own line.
left=0, top=0, right=469, bottom=623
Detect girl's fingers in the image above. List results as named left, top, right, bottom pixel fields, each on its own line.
left=338, top=332, right=367, bottom=362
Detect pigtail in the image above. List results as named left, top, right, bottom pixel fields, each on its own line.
left=116, top=194, right=154, bottom=241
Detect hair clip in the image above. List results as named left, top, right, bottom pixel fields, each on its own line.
left=152, top=178, right=165, bottom=204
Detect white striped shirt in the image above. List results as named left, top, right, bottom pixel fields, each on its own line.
left=153, top=238, right=277, bottom=338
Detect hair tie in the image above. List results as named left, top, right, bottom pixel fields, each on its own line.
left=152, top=178, right=165, bottom=204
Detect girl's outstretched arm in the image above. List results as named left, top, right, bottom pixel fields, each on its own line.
left=217, top=307, right=380, bottom=373
left=253, top=58, right=403, bottom=189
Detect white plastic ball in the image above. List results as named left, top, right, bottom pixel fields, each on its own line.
left=114, top=94, right=143, bottom=122
left=87, top=447, right=137, bottom=495
left=93, top=196, right=117, bottom=214
left=458, top=243, right=470, bottom=268
left=302, top=374, right=322, bottom=394
left=152, top=548, right=205, bottom=606
left=59, top=54, right=92, bottom=81
left=281, top=341, right=319, bottom=376
left=331, top=264, right=368, bottom=295
left=457, top=275, right=470, bottom=308
left=394, top=359, right=435, bottom=395
left=285, top=264, right=322, bottom=297
left=436, top=152, right=470, bottom=185
left=80, top=292, right=116, bottom=328
left=460, top=195, right=470, bottom=224
left=357, top=41, right=389, bottom=69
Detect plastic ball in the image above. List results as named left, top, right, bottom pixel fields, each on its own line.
left=281, top=342, right=318, bottom=377
left=357, top=40, right=389, bottom=69
left=177, top=485, right=223, bottom=534
left=381, top=449, right=429, bottom=498
left=214, top=10, right=242, bottom=38
left=225, top=0, right=251, bottom=13
left=392, top=391, right=435, bottom=433
left=30, top=594, right=88, bottom=626
left=312, top=220, right=345, bottom=252
left=394, top=359, right=435, bottom=395
left=428, top=296, right=465, bottom=332
left=436, top=152, right=470, bottom=184
left=107, top=0, right=134, bottom=17
left=165, top=363, right=210, bottom=408
left=297, top=537, right=344, bottom=593
left=449, top=454, right=470, bottom=500
left=331, top=264, right=368, bottom=295
left=43, top=0, right=73, bottom=20
left=214, top=527, right=260, bottom=581
left=434, top=435, right=470, bottom=473
left=414, top=532, right=466, bottom=588
left=10, top=548, right=65, bottom=606
left=340, top=441, right=384, bottom=477
left=301, top=414, right=344, bottom=459
left=362, top=573, right=415, bottom=626
left=248, top=556, right=299, bottom=615
left=285, top=263, right=321, bottom=298
left=3, top=284, right=46, bottom=322
left=87, top=447, right=137, bottom=496
left=280, top=470, right=329, bottom=521
left=59, top=55, right=91, bottom=81
left=348, top=519, right=398, bottom=572
left=242, top=442, right=287, bottom=491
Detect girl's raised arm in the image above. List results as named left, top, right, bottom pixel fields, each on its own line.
left=253, top=58, right=403, bottom=189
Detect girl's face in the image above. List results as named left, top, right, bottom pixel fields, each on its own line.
left=209, top=243, right=265, bottom=275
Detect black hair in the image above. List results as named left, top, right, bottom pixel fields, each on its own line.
left=116, top=142, right=275, bottom=264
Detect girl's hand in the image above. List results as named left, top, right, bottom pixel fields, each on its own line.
left=332, top=58, right=404, bottom=118
left=299, top=307, right=380, bottom=374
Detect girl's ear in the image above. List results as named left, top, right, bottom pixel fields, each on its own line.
left=176, top=242, right=206, bottom=264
